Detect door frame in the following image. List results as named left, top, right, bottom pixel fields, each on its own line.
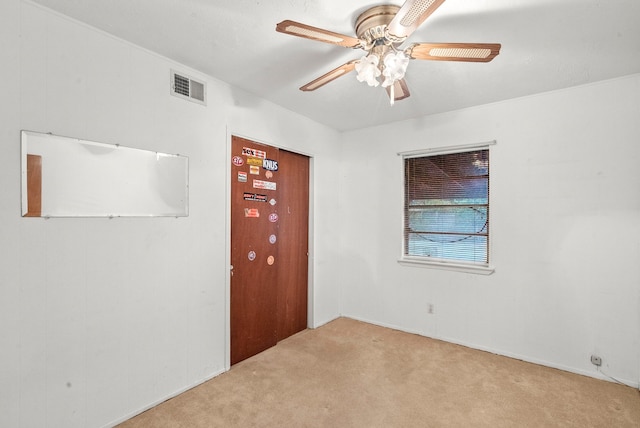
left=224, top=131, right=315, bottom=370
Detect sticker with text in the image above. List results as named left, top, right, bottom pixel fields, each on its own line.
left=268, top=213, right=279, bottom=223
left=232, top=156, right=244, bottom=167
left=253, top=179, right=277, bottom=191
left=244, top=208, right=260, bottom=218
left=242, top=147, right=266, bottom=159
left=250, top=165, right=260, bottom=175
left=262, top=159, right=278, bottom=171
left=246, top=157, right=263, bottom=166
left=238, top=171, right=247, bottom=183
left=244, top=193, right=268, bottom=202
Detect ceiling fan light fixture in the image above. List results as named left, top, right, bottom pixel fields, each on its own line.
left=277, top=1, right=501, bottom=105
left=381, top=51, right=410, bottom=88
left=355, top=54, right=382, bottom=87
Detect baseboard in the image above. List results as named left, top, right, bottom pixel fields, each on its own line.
left=102, top=367, right=228, bottom=428
left=342, top=315, right=639, bottom=390
left=310, top=314, right=342, bottom=330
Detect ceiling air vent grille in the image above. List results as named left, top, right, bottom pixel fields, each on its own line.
left=171, top=70, right=206, bottom=105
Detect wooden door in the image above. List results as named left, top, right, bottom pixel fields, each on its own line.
left=276, top=149, right=309, bottom=341
left=230, top=136, right=279, bottom=364
left=230, top=136, right=309, bottom=365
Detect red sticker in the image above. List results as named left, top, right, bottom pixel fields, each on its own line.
left=232, top=156, right=244, bottom=166
left=244, top=208, right=260, bottom=218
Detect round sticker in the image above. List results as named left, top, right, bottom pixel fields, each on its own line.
left=268, top=213, right=279, bottom=223
left=265, top=171, right=273, bottom=179
left=267, top=256, right=275, bottom=266
left=247, top=251, right=256, bottom=261
left=232, top=156, right=244, bottom=167
left=269, top=199, right=277, bottom=206
left=269, top=234, right=277, bottom=244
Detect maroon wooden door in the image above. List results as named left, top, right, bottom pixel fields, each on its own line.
left=276, top=149, right=309, bottom=341
left=230, top=136, right=279, bottom=364
left=230, top=136, right=309, bottom=365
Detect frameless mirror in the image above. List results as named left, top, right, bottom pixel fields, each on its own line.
left=21, top=130, right=189, bottom=217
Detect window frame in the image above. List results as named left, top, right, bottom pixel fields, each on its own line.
left=398, top=141, right=496, bottom=275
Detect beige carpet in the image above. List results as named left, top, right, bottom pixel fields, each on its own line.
left=118, top=317, right=640, bottom=427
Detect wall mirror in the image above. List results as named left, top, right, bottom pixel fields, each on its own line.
left=21, top=131, right=189, bottom=217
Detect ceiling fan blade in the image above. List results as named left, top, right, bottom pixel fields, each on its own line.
left=276, top=20, right=361, bottom=48
left=300, top=61, right=358, bottom=92
left=407, top=43, right=501, bottom=62
left=386, top=0, right=448, bottom=40
left=386, top=79, right=411, bottom=102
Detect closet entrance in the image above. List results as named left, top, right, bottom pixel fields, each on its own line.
left=230, top=136, right=309, bottom=364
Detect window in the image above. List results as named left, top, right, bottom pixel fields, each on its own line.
left=401, top=144, right=493, bottom=272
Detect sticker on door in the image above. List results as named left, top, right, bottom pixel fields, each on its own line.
left=253, top=179, right=276, bottom=191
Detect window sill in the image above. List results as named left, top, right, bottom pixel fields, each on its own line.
left=397, top=257, right=495, bottom=275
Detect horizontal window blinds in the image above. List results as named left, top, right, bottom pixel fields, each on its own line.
left=404, top=149, right=489, bottom=264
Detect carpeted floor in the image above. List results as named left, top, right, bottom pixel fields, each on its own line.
left=118, top=317, right=640, bottom=427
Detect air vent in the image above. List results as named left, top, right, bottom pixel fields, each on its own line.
left=170, top=70, right=206, bottom=105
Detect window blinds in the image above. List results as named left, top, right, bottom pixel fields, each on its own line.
left=404, top=149, right=489, bottom=264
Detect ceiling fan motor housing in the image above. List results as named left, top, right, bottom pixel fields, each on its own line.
left=355, top=5, right=402, bottom=48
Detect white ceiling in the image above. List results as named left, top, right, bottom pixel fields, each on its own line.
left=30, top=0, right=640, bottom=132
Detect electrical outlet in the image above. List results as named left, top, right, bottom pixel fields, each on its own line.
left=590, top=355, right=602, bottom=366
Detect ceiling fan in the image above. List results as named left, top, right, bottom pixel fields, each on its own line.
left=276, top=0, right=501, bottom=104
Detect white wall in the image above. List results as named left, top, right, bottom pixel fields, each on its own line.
left=2, top=0, right=639, bottom=426
left=339, top=74, right=640, bottom=387
left=0, top=1, right=342, bottom=427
